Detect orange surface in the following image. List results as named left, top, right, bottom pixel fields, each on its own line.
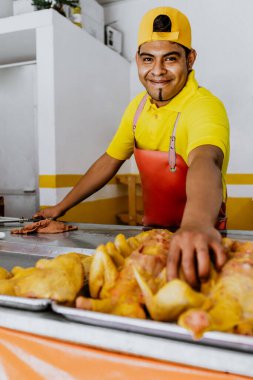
left=0, top=327, right=251, bottom=380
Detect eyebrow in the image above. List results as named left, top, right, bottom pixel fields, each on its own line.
left=139, top=51, right=181, bottom=58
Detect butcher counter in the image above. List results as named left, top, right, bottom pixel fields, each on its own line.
left=0, top=222, right=252, bottom=380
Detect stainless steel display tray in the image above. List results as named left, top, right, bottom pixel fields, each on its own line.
left=0, top=250, right=52, bottom=310
left=1, top=228, right=253, bottom=355
left=0, top=247, right=89, bottom=312
left=0, top=295, right=51, bottom=310
left=51, top=302, right=253, bottom=353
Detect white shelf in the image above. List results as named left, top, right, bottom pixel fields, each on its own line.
left=0, top=10, right=56, bottom=65
left=0, top=9, right=55, bottom=34
left=0, top=29, right=36, bottom=65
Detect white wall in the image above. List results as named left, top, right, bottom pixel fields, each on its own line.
left=53, top=15, right=130, bottom=174
left=36, top=10, right=131, bottom=206
left=0, top=63, right=38, bottom=217
left=0, top=0, right=13, bottom=18
left=0, top=9, right=131, bottom=212
left=104, top=0, right=253, bottom=196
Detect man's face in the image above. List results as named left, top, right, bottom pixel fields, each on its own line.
left=136, top=40, right=196, bottom=107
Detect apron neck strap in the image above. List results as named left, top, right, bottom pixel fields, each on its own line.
left=169, top=112, right=181, bottom=171
left=133, top=93, right=148, bottom=132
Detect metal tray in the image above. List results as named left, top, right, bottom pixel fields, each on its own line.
left=0, top=250, right=66, bottom=311
left=0, top=295, right=51, bottom=310
left=51, top=302, right=253, bottom=353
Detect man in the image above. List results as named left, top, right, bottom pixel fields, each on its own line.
left=35, top=7, right=230, bottom=288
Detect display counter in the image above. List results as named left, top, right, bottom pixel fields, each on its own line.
left=0, top=223, right=252, bottom=379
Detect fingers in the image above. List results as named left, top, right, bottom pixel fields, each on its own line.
left=195, top=245, right=210, bottom=282
left=167, top=230, right=222, bottom=288
left=167, top=245, right=208, bottom=288
left=33, top=206, right=62, bottom=220
left=33, top=211, right=45, bottom=219
left=167, top=242, right=181, bottom=281
left=168, top=237, right=204, bottom=288
left=167, top=237, right=198, bottom=288
left=210, top=240, right=227, bottom=270
left=181, top=247, right=198, bottom=288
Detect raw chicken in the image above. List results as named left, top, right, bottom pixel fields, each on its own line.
left=0, top=267, right=12, bottom=280
left=0, top=253, right=89, bottom=303
left=179, top=240, right=253, bottom=338
left=11, top=219, right=78, bottom=234
left=76, top=230, right=253, bottom=338
left=0, top=268, right=15, bottom=295
left=1, top=227, right=253, bottom=339
left=76, top=229, right=206, bottom=320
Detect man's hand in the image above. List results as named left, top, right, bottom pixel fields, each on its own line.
left=33, top=205, right=64, bottom=220
left=167, top=145, right=227, bottom=287
left=167, top=225, right=227, bottom=288
left=33, top=153, right=124, bottom=222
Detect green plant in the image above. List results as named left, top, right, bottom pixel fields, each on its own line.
left=32, top=1, right=80, bottom=11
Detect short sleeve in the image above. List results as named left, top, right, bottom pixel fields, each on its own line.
left=185, top=96, right=230, bottom=162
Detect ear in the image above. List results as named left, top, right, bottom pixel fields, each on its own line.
left=187, top=49, right=197, bottom=71
left=135, top=50, right=140, bottom=65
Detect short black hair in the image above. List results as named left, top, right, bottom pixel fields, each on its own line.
left=153, top=14, right=172, bottom=32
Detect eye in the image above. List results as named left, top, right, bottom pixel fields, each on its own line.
left=165, top=55, right=177, bottom=62
left=142, top=56, right=153, bottom=63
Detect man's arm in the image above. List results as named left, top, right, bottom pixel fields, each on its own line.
left=34, top=153, right=124, bottom=219
left=167, top=144, right=227, bottom=287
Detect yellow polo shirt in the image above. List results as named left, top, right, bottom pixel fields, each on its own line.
left=107, top=70, right=230, bottom=199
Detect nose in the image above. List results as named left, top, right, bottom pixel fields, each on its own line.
left=151, top=58, right=166, bottom=76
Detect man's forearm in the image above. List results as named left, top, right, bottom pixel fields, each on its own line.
left=57, top=153, right=124, bottom=214
left=181, top=155, right=223, bottom=227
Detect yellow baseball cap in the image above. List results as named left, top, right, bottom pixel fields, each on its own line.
left=138, top=7, right=192, bottom=49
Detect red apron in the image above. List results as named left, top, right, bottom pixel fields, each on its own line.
left=133, top=94, right=227, bottom=230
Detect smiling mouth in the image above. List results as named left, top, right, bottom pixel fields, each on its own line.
left=149, top=80, right=170, bottom=87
